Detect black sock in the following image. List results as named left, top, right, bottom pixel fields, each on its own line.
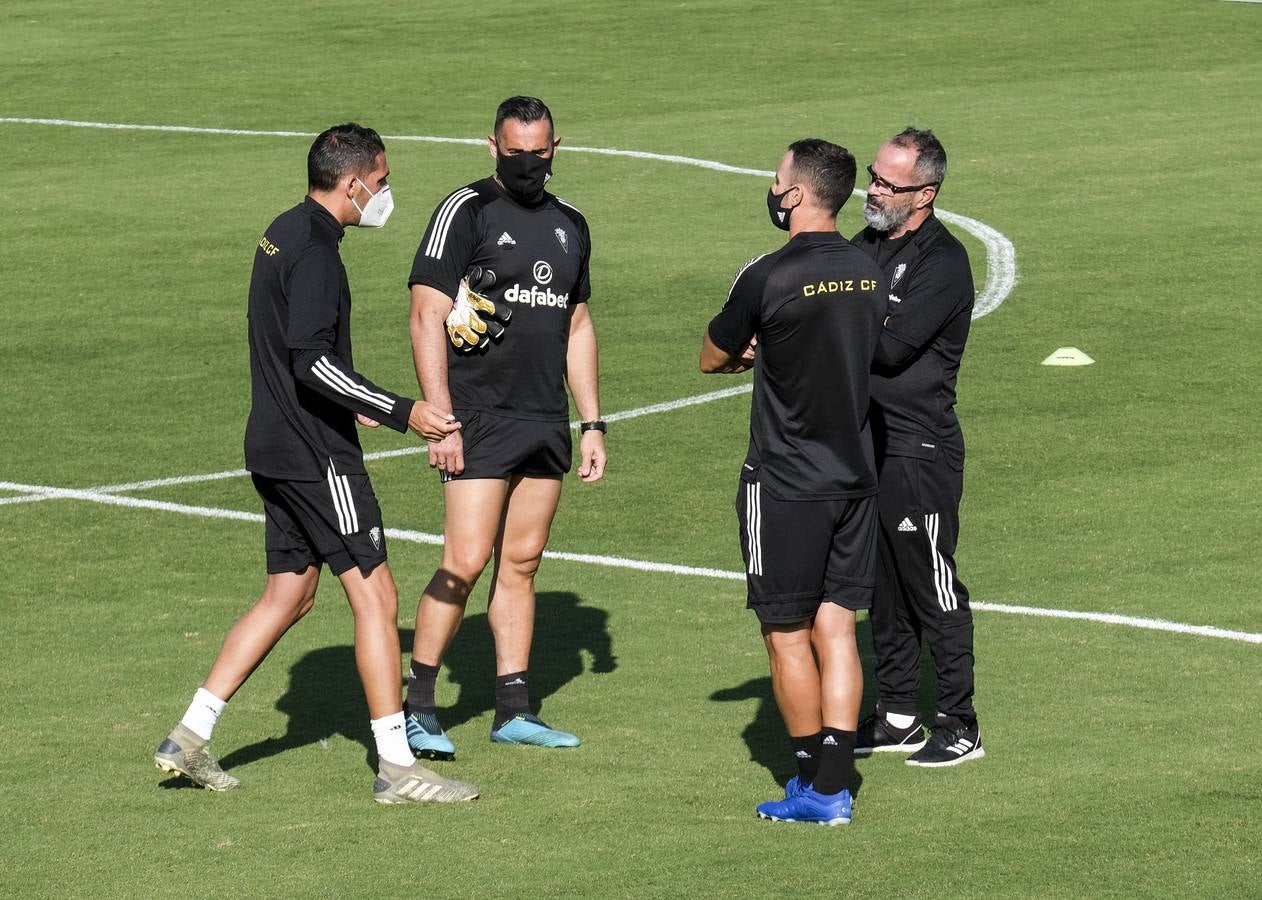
left=789, top=732, right=822, bottom=785
left=405, top=661, right=439, bottom=716
left=493, top=670, right=531, bottom=730
left=812, top=727, right=857, bottom=796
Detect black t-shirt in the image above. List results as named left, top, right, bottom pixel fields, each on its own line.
left=408, top=177, right=592, bottom=422
left=244, top=197, right=414, bottom=480
left=851, top=213, right=974, bottom=469
left=707, top=231, right=887, bottom=500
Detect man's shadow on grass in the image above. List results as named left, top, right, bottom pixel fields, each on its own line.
left=217, top=591, right=614, bottom=772
left=709, top=617, right=939, bottom=797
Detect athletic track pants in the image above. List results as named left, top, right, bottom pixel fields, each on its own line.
left=871, top=454, right=976, bottom=721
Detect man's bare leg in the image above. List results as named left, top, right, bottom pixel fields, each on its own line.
left=403, top=479, right=508, bottom=758
left=812, top=604, right=862, bottom=731
left=485, top=474, right=575, bottom=745
left=411, top=479, right=509, bottom=666
left=202, top=567, right=321, bottom=702
left=338, top=561, right=405, bottom=720
left=155, top=568, right=321, bottom=790
left=754, top=608, right=857, bottom=822
left=806, top=603, right=861, bottom=797
left=487, top=475, right=563, bottom=675
left=761, top=622, right=824, bottom=737
left=335, top=560, right=480, bottom=803
left=758, top=620, right=828, bottom=796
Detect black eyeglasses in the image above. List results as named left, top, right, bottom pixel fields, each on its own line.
left=867, top=165, right=937, bottom=195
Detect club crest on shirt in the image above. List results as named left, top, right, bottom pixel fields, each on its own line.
left=554, top=228, right=568, bottom=253
left=892, top=263, right=907, bottom=285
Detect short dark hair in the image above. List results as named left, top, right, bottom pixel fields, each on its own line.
left=787, top=139, right=857, bottom=215
left=494, top=96, right=554, bottom=140
left=307, top=123, right=386, bottom=192
left=890, top=127, right=947, bottom=186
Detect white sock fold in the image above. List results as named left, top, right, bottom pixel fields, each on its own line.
left=180, top=687, right=228, bottom=741
left=371, top=712, right=414, bottom=767
left=885, top=711, right=918, bottom=730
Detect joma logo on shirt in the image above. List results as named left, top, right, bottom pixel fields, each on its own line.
left=258, top=236, right=280, bottom=257
left=802, top=279, right=878, bottom=297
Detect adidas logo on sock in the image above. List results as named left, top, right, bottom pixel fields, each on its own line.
left=497, top=231, right=516, bottom=247
left=504, top=677, right=526, bottom=686
left=822, top=735, right=837, bottom=746
left=898, top=517, right=917, bottom=533
left=795, top=750, right=811, bottom=758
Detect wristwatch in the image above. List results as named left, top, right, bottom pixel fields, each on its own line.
left=580, top=420, right=607, bottom=434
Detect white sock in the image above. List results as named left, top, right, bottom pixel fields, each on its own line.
left=371, top=712, right=414, bottom=767
left=885, top=711, right=918, bottom=730
left=180, top=687, right=228, bottom=741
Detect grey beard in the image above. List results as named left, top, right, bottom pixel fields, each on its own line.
left=863, top=201, right=912, bottom=233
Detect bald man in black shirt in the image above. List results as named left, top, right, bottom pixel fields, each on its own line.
left=403, top=97, right=606, bottom=758
left=702, top=139, right=885, bottom=826
left=852, top=127, right=983, bottom=768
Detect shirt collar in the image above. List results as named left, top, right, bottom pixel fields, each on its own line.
left=303, top=196, right=346, bottom=239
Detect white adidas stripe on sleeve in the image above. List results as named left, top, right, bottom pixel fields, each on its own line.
left=727, top=253, right=770, bottom=302
left=424, top=188, right=477, bottom=259
left=312, top=357, right=394, bottom=414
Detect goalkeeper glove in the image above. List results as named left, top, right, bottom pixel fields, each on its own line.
left=446, top=266, right=511, bottom=351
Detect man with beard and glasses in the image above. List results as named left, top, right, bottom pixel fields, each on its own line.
left=154, top=123, right=479, bottom=805
left=701, top=139, right=886, bottom=826
left=403, top=96, right=607, bottom=760
left=851, top=127, right=984, bottom=768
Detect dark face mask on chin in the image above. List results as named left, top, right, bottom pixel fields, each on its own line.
left=496, top=151, right=553, bottom=205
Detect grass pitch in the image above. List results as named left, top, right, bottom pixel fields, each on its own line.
left=1, top=1, right=1260, bottom=896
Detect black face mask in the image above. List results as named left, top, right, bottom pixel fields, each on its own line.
left=767, top=186, right=795, bottom=231
left=497, top=151, right=553, bottom=205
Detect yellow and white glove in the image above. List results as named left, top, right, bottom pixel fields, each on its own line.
left=446, top=266, right=510, bottom=351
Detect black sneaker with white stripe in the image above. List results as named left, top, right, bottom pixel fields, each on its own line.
left=855, top=705, right=926, bottom=755
left=905, top=714, right=985, bottom=767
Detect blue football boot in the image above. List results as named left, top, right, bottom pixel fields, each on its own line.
left=783, top=775, right=809, bottom=799
left=490, top=712, right=581, bottom=748
left=406, top=711, right=456, bottom=761
left=756, top=787, right=853, bottom=826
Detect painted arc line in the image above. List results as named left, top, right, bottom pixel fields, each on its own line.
left=1, top=478, right=1258, bottom=647
left=0, top=383, right=758, bottom=503
left=0, top=117, right=1015, bottom=318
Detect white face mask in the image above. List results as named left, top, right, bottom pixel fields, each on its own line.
left=352, top=176, right=394, bottom=227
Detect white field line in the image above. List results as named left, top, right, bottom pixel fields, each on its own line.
left=2, top=478, right=1259, bottom=646
left=970, top=602, right=1262, bottom=645
left=1, top=117, right=1015, bottom=319
left=0, top=383, right=757, bottom=504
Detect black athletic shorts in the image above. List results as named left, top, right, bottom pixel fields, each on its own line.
left=440, top=409, right=571, bottom=482
left=251, top=469, right=387, bottom=577
left=736, top=478, right=878, bottom=624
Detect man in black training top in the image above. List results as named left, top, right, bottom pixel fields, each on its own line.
left=700, top=139, right=886, bottom=826
left=154, top=123, right=479, bottom=804
left=403, top=96, right=607, bottom=758
left=852, top=127, right=983, bottom=767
